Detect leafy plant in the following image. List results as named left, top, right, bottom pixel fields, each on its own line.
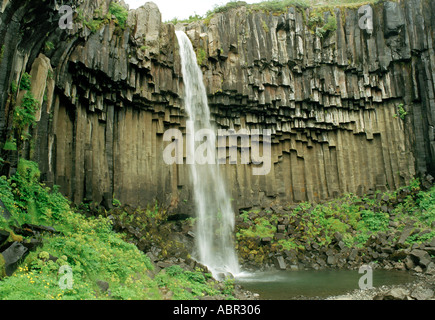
left=13, top=91, right=39, bottom=143
left=109, top=2, right=128, bottom=29
left=3, top=138, right=17, bottom=151
left=394, top=104, right=408, bottom=120
left=44, top=41, right=55, bottom=52
left=196, top=48, right=207, bottom=65
left=112, top=198, right=122, bottom=207
left=19, top=72, right=31, bottom=91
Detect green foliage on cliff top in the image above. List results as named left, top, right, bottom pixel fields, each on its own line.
left=0, top=160, right=229, bottom=300
left=167, top=0, right=382, bottom=25
left=109, top=2, right=128, bottom=30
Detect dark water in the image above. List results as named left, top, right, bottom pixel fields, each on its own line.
left=236, top=270, right=416, bottom=300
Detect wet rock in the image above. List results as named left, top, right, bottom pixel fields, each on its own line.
left=261, top=237, right=272, bottom=245
left=376, top=288, right=410, bottom=300
left=1, top=242, right=28, bottom=276
left=425, top=262, right=435, bottom=275
left=327, top=255, right=338, bottom=266
left=410, top=249, right=432, bottom=268
left=390, top=249, right=408, bottom=261
left=404, top=256, right=415, bottom=270
left=97, top=280, right=110, bottom=292
left=0, top=200, right=11, bottom=220
left=277, top=225, right=286, bottom=232
left=384, top=1, right=405, bottom=37
left=289, top=265, right=299, bottom=271
left=274, top=256, right=286, bottom=270
left=425, top=247, right=435, bottom=256
left=410, top=287, right=434, bottom=300
left=0, top=230, right=9, bottom=247
left=274, top=233, right=286, bottom=241
left=397, top=227, right=414, bottom=248
left=348, top=249, right=359, bottom=261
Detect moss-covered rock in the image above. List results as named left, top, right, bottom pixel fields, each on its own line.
left=0, top=254, right=6, bottom=279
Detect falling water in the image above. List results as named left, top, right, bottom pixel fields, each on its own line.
left=176, top=31, right=240, bottom=279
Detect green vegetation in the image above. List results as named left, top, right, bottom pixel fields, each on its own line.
left=109, top=2, right=128, bottom=30
left=308, top=11, right=338, bottom=38
left=19, top=72, right=31, bottom=91
left=261, top=19, right=270, bottom=33
left=76, top=3, right=129, bottom=33
left=44, top=41, right=54, bottom=53
left=154, top=265, right=234, bottom=299
left=237, top=179, right=435, bottom=264
left=13, top=91, right=39, bottom=144
left=3, top=138, right=17, bottom=151
left=394, top=103, right=408, bottom=120
left=0, top=45, right=5, bottom=65
left=0, top=160, right=234, bottom=300
left=196, top=48, right=207, bottom=65
left=166, top=0, right=381, bottom=25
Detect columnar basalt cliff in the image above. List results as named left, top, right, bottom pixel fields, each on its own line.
left=0, top=0, right=434, bottom=213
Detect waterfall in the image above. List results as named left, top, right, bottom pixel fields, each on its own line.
left=176, top=31, right=240, bottom=279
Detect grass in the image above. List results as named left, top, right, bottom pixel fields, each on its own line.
left=196, top=48, right=207, bottom=65
left=166, top=0, right=383, bottom=25
left=0, top=160, right=234, bottom=300
left=76, top=3, right=129, bottom=33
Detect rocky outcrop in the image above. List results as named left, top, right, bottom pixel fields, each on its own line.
left=0, top=0, right=434, bottom=212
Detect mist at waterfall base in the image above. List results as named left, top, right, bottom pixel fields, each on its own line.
left=176, top=31, right=241, bottom=280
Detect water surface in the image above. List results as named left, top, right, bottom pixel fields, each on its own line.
left=236, top=269, right=415, bottom=300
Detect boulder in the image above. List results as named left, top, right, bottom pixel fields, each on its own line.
left=410, top=249, right=432, bottom=268
left=390, top=249, right=408, bottom=261
left=0, top=230, right=9, bottom=247
left=261, top=237, right=272, bottom=245
left=397, top=227, right=413, bottom=247
left=0, top=200, right=11, bottom=220
left=274, top=233, right=286, bottom=241
left=410, top=287, right=434, bottom=300
left=1, top=242, right=28, bottom=276
left=327, top=255, right=338, bottom=266
left=277, top=225, right=286, bottom=232
left=97, top=280, right=110, bottom=293
left=404, top=256, right=415, bottom=270
left=425, top=262, right=435, bottom=275
left=274, top=256, right=287, bottom=270
left=377, top=288, right=410, bottom=300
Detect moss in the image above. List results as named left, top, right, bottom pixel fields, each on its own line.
left=261, top=19, right=269, bottom=33
left=17, top=159, right=40, bottom=181
left=9, top=231, right=23, bottom=243
left=0, top=254, right=5, bottom=279
left=0, top=45, right=5, bottom=65
left=109, top=2, right=128, bottom=30
left=196, top=47, right=207, bottom=65
left=307, top=8, right=337, bottom=37
left=19, top=72, right=31, bottom=91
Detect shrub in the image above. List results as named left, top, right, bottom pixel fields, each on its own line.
left=19, top=72, right=31, bottom=91
left=13, top=91, right=39, bottom=145
left=196, top=48, right=207, bottom=65
left=109, top=2, right=128, bottom=29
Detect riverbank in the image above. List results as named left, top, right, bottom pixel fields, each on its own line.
left=327, top=272, right=435, bottom=300
left=102, top=177, right=435, bottom=300
left=2, top=161, right=432, bottom=300
left=235, top=176, right=435, bottom=275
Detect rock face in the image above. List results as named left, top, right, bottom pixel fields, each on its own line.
left=0, top=0, right=434, bottom=212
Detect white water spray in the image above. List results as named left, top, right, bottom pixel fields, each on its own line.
left=176, top=31, right=240, bottom=279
